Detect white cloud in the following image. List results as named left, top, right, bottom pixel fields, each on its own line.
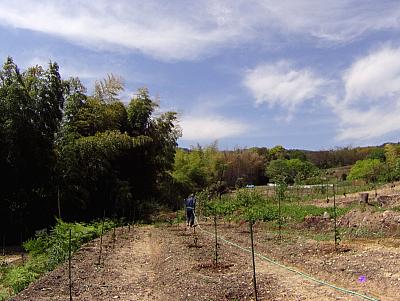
left=0, top=0, right=256, bottom=61
left=1, top=1, right=400, bottom=61
left=262, top=0, right=400, bottom=43
left=334, top=104, right=400, bottom=141
left=343, top=46, right=400, bottom=103
left=333, top=46, right=400, bottom=141
left=180, top=115, right=248, bottom=141
left=244, top=61, right=326, bottom=113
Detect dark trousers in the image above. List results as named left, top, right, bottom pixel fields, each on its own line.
left=186, top=208, right=194, bottom=226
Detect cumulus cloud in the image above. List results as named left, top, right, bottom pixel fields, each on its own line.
left=334, top=46, right=400, bottom=141
left=343, top=46, right=400, bottom=103
left=180, top=115, right=248, bottom=141
left=335, top=105, right=400, bottom=141
left=244, top=61, right=326, bottom=113
left=1, top=1, right=400, bottom=61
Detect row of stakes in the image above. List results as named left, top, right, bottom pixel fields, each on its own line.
left=68, top=220, right=136, bottom=301
left=182, top=214, right=260, bottom=301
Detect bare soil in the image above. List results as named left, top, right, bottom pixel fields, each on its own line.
left=307, top=182, right=400, bottom=209
left=10, top=183, right=400, bottom=301
left=10, top=219, right=398, bottom=301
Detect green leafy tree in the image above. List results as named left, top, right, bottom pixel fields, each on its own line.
left=366, top=147, right=386, bottom=162
left=384, top=144, right=399, bottom=166
left=266, top=159, right=290, bottom=183
left=172, top=144, right=221, bottom=198
left=266, top=158, right=318, bottom=184
left=266, top=145, right=288, bottom=161
left=347, top=159, right=384, bottom=183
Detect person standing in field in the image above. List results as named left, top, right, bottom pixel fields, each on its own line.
left=185, top=193, right=196, bottom=227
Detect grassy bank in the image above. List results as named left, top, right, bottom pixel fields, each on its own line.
left=0, top=219, right=116, bottom=300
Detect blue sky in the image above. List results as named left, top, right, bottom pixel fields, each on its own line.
left=1, top=1, right=400, bottom=150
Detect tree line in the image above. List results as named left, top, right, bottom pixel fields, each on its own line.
left=0, top=58, right=180, bottom=242
left=172, top=143, right=396, bottom=196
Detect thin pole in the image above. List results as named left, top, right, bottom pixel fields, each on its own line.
left=326, top=183, right=329, bottom=202
left=129, top=206, right=132, bottom=232
left=57, top=186, right=61, bottom=219
left=2, top=234, right=5, bottom=256
left=98, top=210, right=105, bottom=265
left=333, top=184, right=338, bottom=251
left=250, top=221, right=258, bottom=301
left=69, top=228, right=72, bottom=301
left=278, top=189, right=282, bottom=242
left=133, top=206, right=136, bottom=234
left=214, top=214, right=218, bottom=267
left=20, top=231, right=24, bottom=264
left=112, top=226, right=116, bottom=249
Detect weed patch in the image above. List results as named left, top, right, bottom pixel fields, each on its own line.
left=0, top=219, right=116, bottom=300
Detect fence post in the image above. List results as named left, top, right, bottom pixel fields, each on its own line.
left=250, top=221, right=258, bottom=301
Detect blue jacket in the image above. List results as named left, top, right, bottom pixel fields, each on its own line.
left=185, top=196, right=196, bottom=210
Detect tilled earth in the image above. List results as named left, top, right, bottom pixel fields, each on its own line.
left=11, top=222, right=397, bottom=301
left=200, top=221, right=399, bottom=301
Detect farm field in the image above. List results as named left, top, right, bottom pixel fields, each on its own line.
left=4, top=3, right=400, bottom=300
left=2, top=183, right=399, bottom=301
left=11, top=219, right=398, bottom=301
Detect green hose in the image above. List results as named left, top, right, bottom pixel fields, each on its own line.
left=198, top=226, right=380, bottom=301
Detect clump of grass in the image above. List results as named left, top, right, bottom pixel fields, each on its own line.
left=4, top=265, right=38, bottom=293
left=0, top=286, right=11, bottom=301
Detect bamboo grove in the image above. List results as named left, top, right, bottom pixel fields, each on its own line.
left=0, top=58, right=181, bottom=241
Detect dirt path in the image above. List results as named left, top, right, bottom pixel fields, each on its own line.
left=13, top=224, right=389, bottom=300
